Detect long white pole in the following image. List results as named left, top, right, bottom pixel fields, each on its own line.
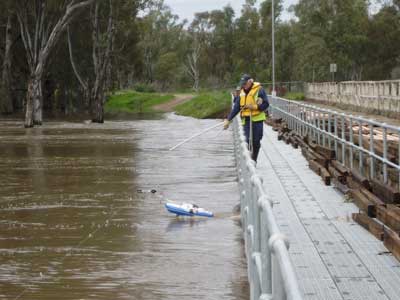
left=169, top=121, right=224, bottom=151
left=272, top=0, right=276, bottom=96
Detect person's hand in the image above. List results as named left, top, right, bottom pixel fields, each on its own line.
left=223, top=119, right=230, bottom=130
left=243, top=104, right=258, bottom=110
left=256, top=97, right=263, bottom=105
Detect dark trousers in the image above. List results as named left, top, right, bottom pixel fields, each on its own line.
left=243, top=118, right=264, bottom=162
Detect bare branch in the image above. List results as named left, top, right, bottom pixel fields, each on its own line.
left=37, top=0, right=96, bottom=75
left=67, top=25, right=88, bottom=90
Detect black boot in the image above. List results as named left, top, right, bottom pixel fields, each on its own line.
left=251, top=143, right=261, bottom=162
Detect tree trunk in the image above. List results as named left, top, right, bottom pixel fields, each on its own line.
left=1, top=15, right=14, bottom=114
left=24, top=77, right=42, bottom=127
left=91, top=82, right=104, bottom=123
left=194, top=68, right=199, bottom=91
left=33, top=78, right=43, bottom=125
left=90, top=0, right=114, bottom=124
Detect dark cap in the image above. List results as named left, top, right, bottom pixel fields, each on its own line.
left=239, top=74, right=251, bottom=87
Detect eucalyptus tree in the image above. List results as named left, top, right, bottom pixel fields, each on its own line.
left=138, top=0, right=184, bottom=85
left=67, top=0, right=149, bottom=122
left=257, top=0, right=283, bottom=81
left=15, top=0, right=96, bottom=127
left=0, top=1, right=17, bottom=114
left=205, top=6, right=236, bottom=83
left=233, top=0, right=261, bottom=78
left=293, top=0, right=369, bottom=81
left=89, top=0, right=114, bottom=123
left=366, top=3, right=400, bottom=79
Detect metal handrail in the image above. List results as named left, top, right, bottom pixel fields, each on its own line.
left=269, top=96, right=400, bottom=189
left=232, top=117, right=303, bottom=300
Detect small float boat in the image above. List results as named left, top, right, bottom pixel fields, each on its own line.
left=165, top=202, right=213, bottom=218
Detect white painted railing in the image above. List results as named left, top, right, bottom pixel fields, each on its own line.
left=232, top=117, right=303, bottom=300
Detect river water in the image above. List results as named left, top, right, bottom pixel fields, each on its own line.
left=0, top=114, right=248, bottom=300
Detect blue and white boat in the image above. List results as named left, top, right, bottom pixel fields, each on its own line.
left=165, top=202, right=213, bottom=218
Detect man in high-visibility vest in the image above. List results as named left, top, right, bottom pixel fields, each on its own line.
left=224, top=74, right=269, bottom=162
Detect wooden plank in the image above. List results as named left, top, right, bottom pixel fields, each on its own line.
left=277, top=131, right=284, bottom=141
left=321, top=167, right=331, bottom=186
left=350, top=189, right=375, bottom=215
left=302, top=146, right=316, bottom=162
left=331, top=160, right=349, bottom=176
left=292, top=136, right=306, bottom=148
left=332, top=178, right=350, bottom=195
left=347, top=176, right=361, bottom=190
left=352, top=213, right=384, bottom=241
left=350, top=170, right=371, bottom=190
left=281, top=124, right=290, bottom=133
left=301, top=146, right=308, bottom=158
left=309, top=159, right=321, bottom=176
left=308, top=140, right=318, bottom=151
left=359, top=187, right=385, bottom=206
left=315, top=144, right=336, bottom=160
left=380, top=204, right=400, bottom=231
left=273, top=118, right=282, bottom=124
left=283, top=134, right=291, bottom=145
left=384, top=228, right=400, bottom=262
left=376, top=205, right=388, bottom=226
left=308, top=147, right=329, bottom=168
left=328, top=166, right=346, bottom=184
left=371, top=179, right=400, bottom=204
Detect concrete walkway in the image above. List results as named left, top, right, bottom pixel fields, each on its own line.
left=257, top=125, right=400, bottom=300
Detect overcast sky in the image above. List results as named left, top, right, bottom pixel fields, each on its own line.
left=164, top=0, right=298, bottom=22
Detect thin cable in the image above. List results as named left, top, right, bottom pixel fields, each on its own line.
left=13, top=204, right=121, bottom=300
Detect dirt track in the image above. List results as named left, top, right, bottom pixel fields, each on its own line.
left=153, top=94, right=194, bottom=112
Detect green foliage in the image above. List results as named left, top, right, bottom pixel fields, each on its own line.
left=105, top=91, right=173, bottom=113
left=284, top=92, right=305, bottom=101
left=155, top=52, right=180, bottom=89
left=365, top=5, right=400, bottom=79
left=134, top=83, right=156, bottom=93
left=174, top=91, right=231, bottom=119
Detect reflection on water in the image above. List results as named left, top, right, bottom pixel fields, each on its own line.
left=0, top=114, right=248, bottom=300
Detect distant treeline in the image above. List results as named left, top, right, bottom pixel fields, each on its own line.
left=0, top=0, right=399, bottom=125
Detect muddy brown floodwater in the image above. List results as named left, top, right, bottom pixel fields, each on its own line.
left=0, top=114, right=249, bottom=300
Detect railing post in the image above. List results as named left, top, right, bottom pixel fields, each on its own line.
left=334, top=114, right=338, bottom=157
left=349, top=116, right=354, bottom=169
left=328, top=111, right=332, bottom=149
left=341, top=114, right=346, bottom=165
left=383, top=125, right=388, bottom=184
left=369, top=121, right=375, bottom=179
left=358, top=119, right=364, bottom=174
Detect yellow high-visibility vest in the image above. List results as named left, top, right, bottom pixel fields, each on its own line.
left=240, top=82, right=266, bottom=122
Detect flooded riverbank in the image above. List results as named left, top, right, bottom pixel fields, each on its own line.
left=0, top=114, right=248, bottom=300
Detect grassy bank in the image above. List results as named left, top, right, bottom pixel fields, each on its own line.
left=105, top=90, right=174, bottom=114
left=174, top=91, right=231, bottom=119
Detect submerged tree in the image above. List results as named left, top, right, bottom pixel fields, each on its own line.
left=16, top=0, right=96, bottom=127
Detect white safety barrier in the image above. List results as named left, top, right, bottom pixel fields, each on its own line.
left=306, top=80, right=400, bottom=115
left=232, top=117, right=303, bottom=300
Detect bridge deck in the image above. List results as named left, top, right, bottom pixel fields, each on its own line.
left=257, top=125, right=400, bottom=300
